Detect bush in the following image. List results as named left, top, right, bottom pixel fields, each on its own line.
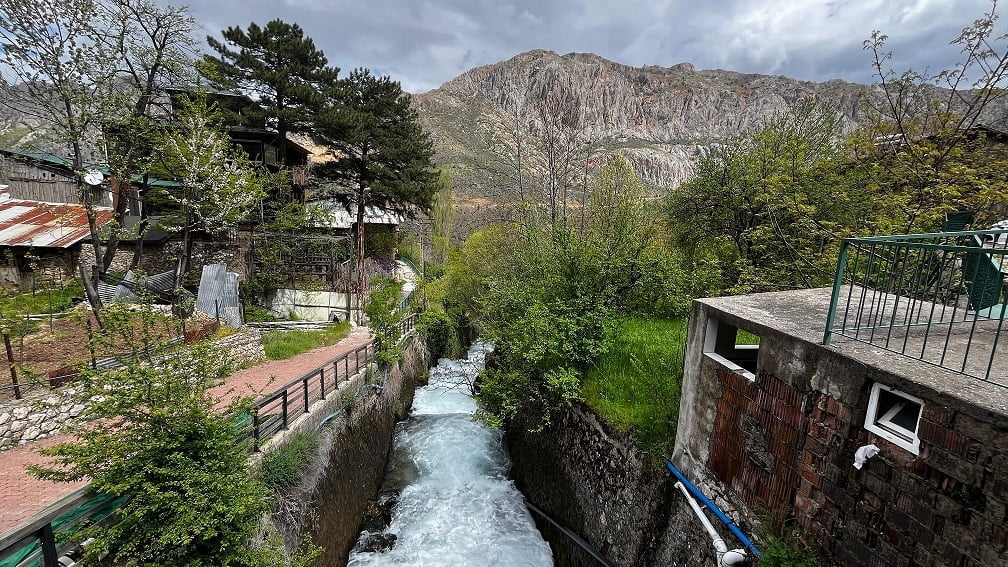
left=259, top=432, right=320, bottom=491
left=582, top=317, right=686, bottom=459
left=417, top=308, right=464, bottom=360
left=758, top=540, right=821, bottom=567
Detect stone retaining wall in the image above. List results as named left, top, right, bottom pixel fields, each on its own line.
left=265, top=334, right=429, bottom=566
left=506, top=401, right=716, bottom=567
left=0, top=389, right=84, bottom=451
left=0, top=332, right=264, bottom=451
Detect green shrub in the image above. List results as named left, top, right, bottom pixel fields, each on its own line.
left=582, top=317, right=686, bottom=459
left=261, top=322, right=351, bottom=360
left=364, top=277, right=404, bottom=364
left=259, top=432, right=320, bottom=491
left=758, top=540, right=821, bottom=567
left=417, top=308, right=464, bottom=360
left=244, top=304, right=277, bottom=323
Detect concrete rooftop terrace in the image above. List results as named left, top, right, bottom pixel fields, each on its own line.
left=697, top=287, right=1008, bottom=419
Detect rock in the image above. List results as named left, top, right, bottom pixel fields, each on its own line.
left=0, top=412, right=9, bottom=426
left=68, top=404, right=86, bottom=417
left=22, top=426, right=40, bottom=441
left=12, top=406, right=29, bottom=420
left=356, top=533, right=397, bottom=553
left=27, top=412, right=45, bottom=425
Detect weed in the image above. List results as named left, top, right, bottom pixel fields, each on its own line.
left=260, top=322, right=351, bottom=360
left=259, top=432, right=320, bottom=491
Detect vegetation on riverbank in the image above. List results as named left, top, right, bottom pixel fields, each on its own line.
left=261, top=322, right=351, bottom=360
left=582, top=317, right=686, bottom=459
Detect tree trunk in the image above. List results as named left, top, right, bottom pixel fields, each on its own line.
left=131, top=217, right=148, bottom=269
left=175, top=210, right=193, bottom=289
left=78, top=258, right=104, bottom=329
left=356, top=183, right=367, bottom=320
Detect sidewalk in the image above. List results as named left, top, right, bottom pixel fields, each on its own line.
left=0, top=325, right=374, bottom=534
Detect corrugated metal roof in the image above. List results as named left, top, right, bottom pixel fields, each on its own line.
left=0, top=199, right=113, bottom=248
left=308, top=199, right=404, bottom=229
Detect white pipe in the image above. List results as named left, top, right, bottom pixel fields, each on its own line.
left=676, top=481, right=728, bottom=560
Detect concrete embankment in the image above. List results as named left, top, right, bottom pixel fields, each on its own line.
left=266, top=335, right=429, bottom=566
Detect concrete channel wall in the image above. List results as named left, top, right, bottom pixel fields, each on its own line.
left=263, top=334, right=429, bottom=566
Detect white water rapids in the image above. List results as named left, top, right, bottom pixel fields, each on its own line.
left=346, top=343, right=554, bottom=567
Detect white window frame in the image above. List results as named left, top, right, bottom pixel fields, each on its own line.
left=864, top=382, right=923, bottom=455
left=703, top=317, right=758, bottom=381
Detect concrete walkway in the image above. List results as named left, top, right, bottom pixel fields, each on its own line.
left=0, top=325, right=374, bottom=535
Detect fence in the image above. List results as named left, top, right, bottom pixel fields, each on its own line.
left=240, top=312, right=417, bottom=451
left=824, top=229, right=1007, bottom=384
left=1, top=312, right=419, bottom=566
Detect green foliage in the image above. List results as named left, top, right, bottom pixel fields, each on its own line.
left=244, top=304, right=278, bottom=323
left=456, top=156, right=662, bottom=429
left=669, top=100, right=882, bottom=293
left=856, top=8, right=1008, bottom=231
left=758, top=540, right=822, bottom=567
left=27, top=301, right=293, bottom=566
left=417, top=308, right=465, bottom=361
left=204, top=18, right=338, bottom=160
left=582, top=318, right=686, bottom=459
left=261, top=321, right=351, bottom=360
left=364, top=277, right=404, bottom=364
left=430, top=167, right=455, bottom=265
left=313, top=68, right=438, bottom=217
left=0, top=278, right=82, bottom=318
left=259, top=432, right=320, bottom=491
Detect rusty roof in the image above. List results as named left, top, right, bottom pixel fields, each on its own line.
left=0, top=199, right=113, bottom=248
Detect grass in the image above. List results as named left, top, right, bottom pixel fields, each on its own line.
left=258, top=431, right=320, bottom=491
left=260, top=321, right=351, bottom=360
left=583, top=317, right=686, bottom=460
left=0, top=278, right=82, bottom=317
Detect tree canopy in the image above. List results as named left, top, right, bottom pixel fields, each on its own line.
left=313, top=68, right=438, bottom=216
left=204, top=19, right=338, bottom=164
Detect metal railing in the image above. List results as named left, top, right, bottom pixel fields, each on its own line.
left=0, top=313, right=420, bottom=566
left=824, top=229, right=1007, bottom=384
left=240, top=312, right=418, bottom=451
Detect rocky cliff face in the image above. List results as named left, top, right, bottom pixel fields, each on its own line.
left=413, top=49, right=869, bottom=194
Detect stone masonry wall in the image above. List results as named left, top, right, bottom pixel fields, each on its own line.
left=506, top=401, right=718, bottom=567
left=0, top=389, right=84, bottom=451
left=0, top=331, right=264, bottom=451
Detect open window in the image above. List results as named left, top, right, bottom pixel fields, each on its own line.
left=703, top=317, right=760, bottom=380
left=864, top=383, right=922, bottom=454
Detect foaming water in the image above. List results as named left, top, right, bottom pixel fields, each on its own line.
left=346, top=343, right=553, bottom=567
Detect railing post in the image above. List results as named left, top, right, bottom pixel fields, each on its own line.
left=304, top=377, right=310, bottom=414
left=320, top=367, right=326, bottom=400
left=824, top=240, right=850, bottom=345
left=253, top=410, right=260, bottom=452
left=282, top=391, right=288, bottom=429
left=39, top=523, right=58, bottom=566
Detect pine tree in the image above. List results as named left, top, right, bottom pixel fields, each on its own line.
left=204, top=19, right=338, bottom=164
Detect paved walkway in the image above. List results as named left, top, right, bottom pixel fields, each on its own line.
left=0, top=325, right=374, bottom=535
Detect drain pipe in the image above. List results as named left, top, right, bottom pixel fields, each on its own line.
left=664, top=458, right=760, bottom=558
left=675, top=482, right=748, bottom=566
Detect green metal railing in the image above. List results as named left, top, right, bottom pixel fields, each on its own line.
left=824, top=229, right=1007, bottom=385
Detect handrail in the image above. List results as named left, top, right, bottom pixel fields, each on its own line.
left=822, top=229, right=1007, bottom=384
left=523, top=499, right=618, bottom=567
left=0, top=316, right=422, bottom=564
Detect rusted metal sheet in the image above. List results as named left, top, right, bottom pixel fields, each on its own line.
left=0, top=199, right=113, bottom=248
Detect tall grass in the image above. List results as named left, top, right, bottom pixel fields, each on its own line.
left=261, top=321, right=351, bottom=360
left=259, top=431, right=320, bottom=491
left=583, top=317, right=686, bottom=459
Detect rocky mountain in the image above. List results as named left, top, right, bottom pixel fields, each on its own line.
left=412, top=49, right=871, bottom=197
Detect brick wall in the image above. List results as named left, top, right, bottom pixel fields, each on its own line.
left=685, top=302, right=1008, bottom=567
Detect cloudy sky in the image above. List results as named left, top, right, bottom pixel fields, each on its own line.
left=182, top=0, right=999, bottom=93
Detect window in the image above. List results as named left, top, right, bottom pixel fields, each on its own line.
left=865, top=383, right=923, bottom=454
left=703, top=317, right=760, bottom=380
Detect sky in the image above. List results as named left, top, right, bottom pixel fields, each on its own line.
left=182, top=0, right=1000, bottom=93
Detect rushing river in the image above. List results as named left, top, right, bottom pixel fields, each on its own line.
left=346, top=343, right=554, bottom=567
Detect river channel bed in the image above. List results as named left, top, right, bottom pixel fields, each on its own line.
left=346, top=343, right=553, bottom=567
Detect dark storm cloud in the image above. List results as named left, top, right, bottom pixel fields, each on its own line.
left=182, top=0, right=998, bottom=92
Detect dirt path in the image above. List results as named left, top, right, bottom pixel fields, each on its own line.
left=0, top=325, right=375, bottom=535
